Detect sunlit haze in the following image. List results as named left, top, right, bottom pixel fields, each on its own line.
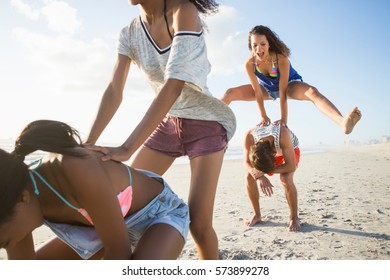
left=1, top=0, right=389, bottom=148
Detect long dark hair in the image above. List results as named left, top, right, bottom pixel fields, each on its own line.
left=0, top=149, right=29, bottom=224
left=189, top=0, right=219, bottom=15
left=249, top=141, right=276, bottom=174
left=12, top=120, right=84, bottom=161
left=0, top=120, right=84, bottom=224
left=248, top=25, right=291, bottom=57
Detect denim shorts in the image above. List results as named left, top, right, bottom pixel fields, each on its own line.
left=43, top=170, right=189, bottom=259
left=144, top=115, right=228, bottom=159
left=263, top=79, right=303, bottom=100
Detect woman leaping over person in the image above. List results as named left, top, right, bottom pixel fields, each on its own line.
left=222, top=25, right=361, bottom=133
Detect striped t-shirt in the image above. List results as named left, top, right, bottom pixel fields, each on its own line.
left=253, top=124, right=299, bottom=150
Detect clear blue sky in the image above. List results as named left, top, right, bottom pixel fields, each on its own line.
left=1, top=0, right=389, bottom=148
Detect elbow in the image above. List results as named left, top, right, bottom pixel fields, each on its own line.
left=287, top=164, right=296, bottom=173
left=106, top=82, right=123, bottom=102
left=167, top=79, right=185, bottom=96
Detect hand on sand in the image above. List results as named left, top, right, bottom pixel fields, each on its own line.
left=344, top=107, right=362, bottom=134
left=288, top=219, right=300, bottom=232
left=245, top=214, right=262, bottom=227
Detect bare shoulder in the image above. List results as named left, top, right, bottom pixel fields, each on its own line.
left=245, top=56, right=254, bottom=69
left=276, top=53, right=290, bottom=67
left=279, top=126, right=293, bottom=147
left=244, top=128, right=255, bottom=145
left=58, top=150, right=101, bottom=182
left=172, top=0, right=201, bottom=32
left=279, top=125, right=291, bottom=138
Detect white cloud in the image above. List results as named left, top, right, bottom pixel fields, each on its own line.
left=204, top=5, right=249, bottom=75
left=9, top=0, right=118, bottom=95
left=11, top=0, right=81, bottom=35
left=5, top=1, right=151, bottom=143
left=12, top=27, right=113, bottom=94
left=11, top=0, right=40, bottom=20
left=41, top=0, right=81, bottom=35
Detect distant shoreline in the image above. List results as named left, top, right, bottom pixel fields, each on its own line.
left=0, top=138, right=374, bottom=165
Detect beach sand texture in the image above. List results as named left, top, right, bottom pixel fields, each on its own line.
left=1, top=143, right=389, bottom=260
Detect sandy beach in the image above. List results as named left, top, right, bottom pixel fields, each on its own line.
left=1, top=143, right=389, bottom=260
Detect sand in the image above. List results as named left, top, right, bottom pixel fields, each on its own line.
left=1, top=143, right=389, bottom=260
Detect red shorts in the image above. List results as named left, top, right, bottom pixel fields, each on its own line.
left=269, top=148, right=300, bottom=176
left=144, top=115, right=228, bottom=159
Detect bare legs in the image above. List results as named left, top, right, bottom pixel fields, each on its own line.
left=132, top=147, right=224, bottom=259
left=286, top=81, right=361, bottom=134
left=221, top=85, right=260, bottom=105
left=244, top=171, right=300, bottom=231
left=244, top=172, right=262, bottom=226
left=279, top=172, right=300, bottom=232
left=222, top=82, right=361, bottom=134
left=132, top=224, right=185, bottom=259
left=36, top=225, right=185, bottom=260
left=36, top=237, right=85, bottom=260
left=188, top=150, right=224, bottom=259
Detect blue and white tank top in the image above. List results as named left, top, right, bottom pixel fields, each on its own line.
left=254, top=60, right=302, bottom=92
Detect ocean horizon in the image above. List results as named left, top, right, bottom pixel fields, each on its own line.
left=1, top=138, right=331, bottom=166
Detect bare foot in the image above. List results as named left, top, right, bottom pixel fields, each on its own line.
left=344, top=107, right=362, bottom=134
left=245, top=214, right=261, bottom=227
left=288, top=219, right=300, bottom=232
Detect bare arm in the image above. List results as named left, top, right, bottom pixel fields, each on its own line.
left=121, top=79, right=184, bottom=158
left=273, top=126, right=296, bottom=174
left=245, top=57, right=270, bottom=124
left=92, top=3, right=202, bottom=162
left=85, top=54, right=131, bottom=145
left=276, top=55, right=290, bottom=125
left=243, top=129, right=264, bottom=179
left=243, top=129, right=273, bottom=196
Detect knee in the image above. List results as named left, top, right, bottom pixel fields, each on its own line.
left=280, top=173, right=294, bottom=188
left=189, top=220, right=212, bottom=241
left=304, top=86, right=323, bottom=102
left=221, top=87, right=236, bottom=104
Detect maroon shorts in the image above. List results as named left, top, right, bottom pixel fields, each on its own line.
left=144, top=115, right=228, bottom=159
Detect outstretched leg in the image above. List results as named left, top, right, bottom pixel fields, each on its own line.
left=244, top=172, right=262, bottom=227
left=221, top=84, right=256, bottom=105
left=279, top=172, right=300, bottom=232
left=286, top=81, right=361, bottom=134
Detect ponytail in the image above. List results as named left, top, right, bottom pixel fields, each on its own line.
left=12, top=120, right=84, bottom=161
